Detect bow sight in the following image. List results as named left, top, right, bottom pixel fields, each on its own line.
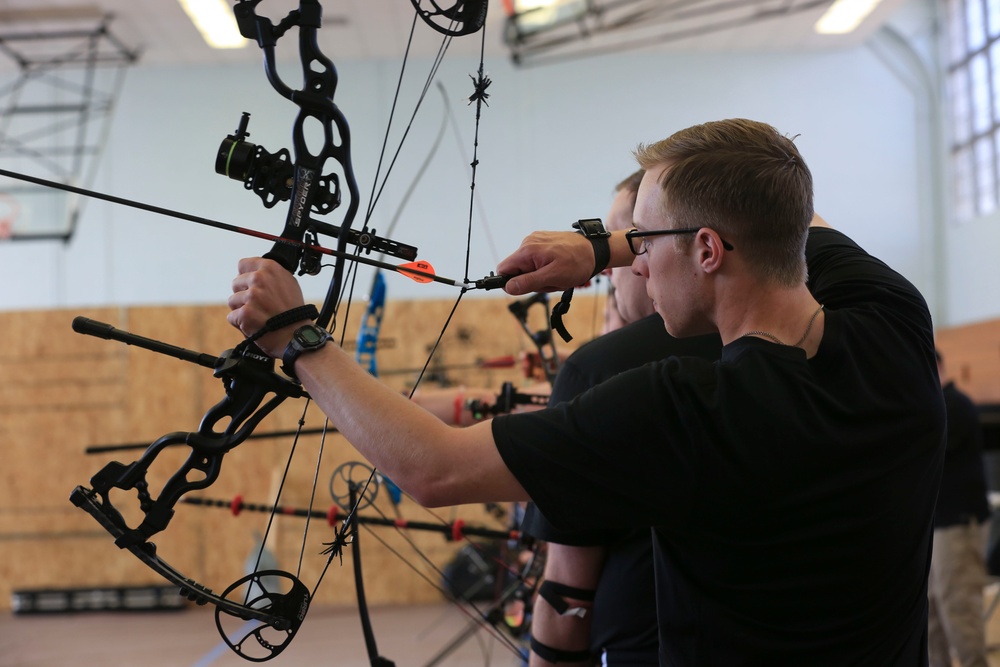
left=216, top=111, right=419, bottom=277
left=217, top=111, right=336, bottom=213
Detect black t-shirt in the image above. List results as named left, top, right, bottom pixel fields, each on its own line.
left=934, top=381, right=990, bottom=527
left=494, top=228, right=944, bottom=666
left=521, top=315, right=721, bottom=662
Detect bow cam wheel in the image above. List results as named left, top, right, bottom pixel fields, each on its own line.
left=329, top=461, right=380, bottom=511
left=410, top=0, right=488, bottom=36
left=214, top=569, right=309, bottom=662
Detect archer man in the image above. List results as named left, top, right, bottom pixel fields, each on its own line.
left=229, top=118, right=944, bottom=666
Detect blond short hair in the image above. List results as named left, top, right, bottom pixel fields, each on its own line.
left=634, top=119, right=813, bottom=286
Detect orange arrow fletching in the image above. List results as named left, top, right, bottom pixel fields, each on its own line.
left=398, top=260, right=436, bottom=283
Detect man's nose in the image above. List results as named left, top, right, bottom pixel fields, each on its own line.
left=631, top=255, right=647, bottom=278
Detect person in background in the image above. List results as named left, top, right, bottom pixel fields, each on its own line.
left=928, top=349, right=991, bottom=667
left=522, top=169, right=721, bottom=666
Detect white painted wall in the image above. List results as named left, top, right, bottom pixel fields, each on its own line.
left=942, top=208, right=1000, bottom=326
left=3, top=0, right=967, bottom=330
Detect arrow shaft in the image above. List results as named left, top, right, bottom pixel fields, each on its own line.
left=0, top=167, right=466, bottom=288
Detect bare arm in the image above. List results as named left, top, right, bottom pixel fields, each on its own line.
left=410, top=387, right=498, bottom=426
left=530, top=543, right=607, bottom=667
left=810, top=212, right=830, bottom=228
left=227, top=257, right=529, bottom=507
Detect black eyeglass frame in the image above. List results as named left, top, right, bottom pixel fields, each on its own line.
left=625, top=227, right=734, bottom=255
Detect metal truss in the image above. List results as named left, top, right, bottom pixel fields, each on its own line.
left=0, top=12, right=138, bottom=241
left=502, top=0, right=833, bottom=67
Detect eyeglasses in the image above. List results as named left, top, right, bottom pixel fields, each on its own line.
left=625, top=227, right=734, bottom=255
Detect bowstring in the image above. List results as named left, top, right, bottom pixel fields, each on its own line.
left=331, top=10, right=459, bottom=515
left=297, top=8, right=464, bottom=596
left=359, top=522, right=527, bottom=658
left=363, top=16, right=453, bottom=225
left=297, top=417, right=332, bottom=577
left=248, top=401, right=331, bottom=586
left=316, top=9, right=526, bottom=651
left=352, top=19, right=535, bottom=657
left=244, top=6, right=381, bottom=605
left=261, top=7, right=521, bottom=655
left=245, top=400, right=314, bottom=604
left=404, top=28, right=552, bottom=650
left=442, top=84, right=501, bottom=268
left=327, top=4, right=461, bottom=519
left=362, top=493, right=538, bottom=661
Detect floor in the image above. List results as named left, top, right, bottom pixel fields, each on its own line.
left=8, top=595, right=1000, bottom=667
left=0, top=602, right=528, bottom=667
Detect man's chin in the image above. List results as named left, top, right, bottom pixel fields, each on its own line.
left=657, top=309, right=679, bottom=337
left=658, top=312, right=702, bottom=340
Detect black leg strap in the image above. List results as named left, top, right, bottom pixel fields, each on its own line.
left=530, top=636, right=593, bottom=664
left=538, top=580, right=595, bottom=618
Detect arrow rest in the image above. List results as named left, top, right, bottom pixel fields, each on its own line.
left=299, top=228, right=323, bottom=275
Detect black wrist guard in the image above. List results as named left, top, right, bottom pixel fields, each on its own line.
left=572, top=218, right=611, bottom=278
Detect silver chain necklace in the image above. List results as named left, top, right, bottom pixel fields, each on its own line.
left=743, top=304, right=824, bottom=348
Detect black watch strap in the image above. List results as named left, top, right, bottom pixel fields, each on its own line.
left=281, top=324, right=332, bottom=383
left=572, top=218, right=611, bottom=277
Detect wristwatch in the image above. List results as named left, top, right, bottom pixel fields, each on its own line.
left=281, top=323, right=332, bottom=382
left=572, top=218, right=611, bottom=277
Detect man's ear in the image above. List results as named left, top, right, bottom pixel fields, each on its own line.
left=696, top=229, right=727, bottom=274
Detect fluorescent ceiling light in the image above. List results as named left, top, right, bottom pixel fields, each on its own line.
left=178, top=0, right=247, bottom=49
left=815, top=0, right=883, bottom=34
left=511, top=0, right=587, bottom=33
left=512, top=0, right=564, bottom=10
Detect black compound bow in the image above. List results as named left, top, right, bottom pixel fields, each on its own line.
left=68, top=0, right=515, bottom=663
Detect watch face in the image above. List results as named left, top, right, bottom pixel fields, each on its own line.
left=297, top=326, right=326, bottom=346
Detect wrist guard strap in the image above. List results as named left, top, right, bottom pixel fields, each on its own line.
left=538, top=580, right=595, bottom=618
left=246, top=304, right=319, bottom=343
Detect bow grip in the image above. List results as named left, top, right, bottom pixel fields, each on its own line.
left=264, top=161, right=324, bottom=274
left=263, top=239, right=302, bottom=274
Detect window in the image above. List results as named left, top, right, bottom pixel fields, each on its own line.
left=946, top=0, right=1000, bottom=219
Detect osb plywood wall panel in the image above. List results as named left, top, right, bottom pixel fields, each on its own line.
left=0, top=292, right=604, bottom=613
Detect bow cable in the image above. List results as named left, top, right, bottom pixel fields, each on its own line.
left=307, top=11, right=533, bottom=659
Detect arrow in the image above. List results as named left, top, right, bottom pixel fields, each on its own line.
left=0, top=167, right=509, bottom=291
